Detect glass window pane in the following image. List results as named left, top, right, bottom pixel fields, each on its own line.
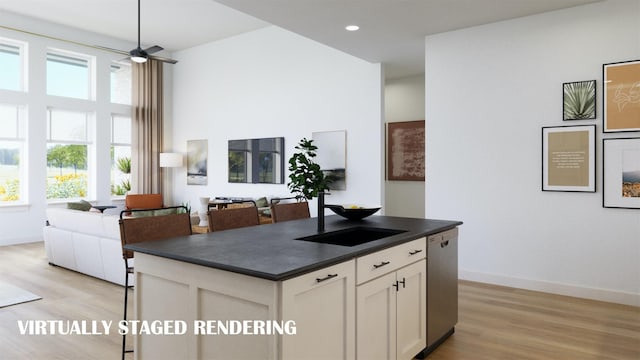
left=111, top=63, right=131, bottom=105
left=46, top=144, right=88, bottom=199
left=0, top=43, right=21, bottom=91
left=48, top=109, right=88, bottom=142
left=0, top=140, right=21, bottom=202
left=47, top=52, right=90, bottom=99
left=111, top=145, right=131, bottom=196
left=0, top=104, right=18, bottom=138
left=112, top=115, right=131, bottom=144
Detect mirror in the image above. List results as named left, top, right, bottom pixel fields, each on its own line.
left=228, top=137, right=285, bottom=184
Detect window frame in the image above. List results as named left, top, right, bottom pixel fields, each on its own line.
left=45, top=108, right=95, bottom=201
left=0, top=37, right=27, bottom=92
left=46, top=48, right=95, bottom=101
left=0, top=103, right=27, bottom=205
left=110, top=113, right=131, bottom=198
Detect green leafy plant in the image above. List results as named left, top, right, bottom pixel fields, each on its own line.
left=116, top=157, right=131, bottom=174
left=179, top=201, right=191, bottom=214
left=287, top=138, right=331, bottom=200
left=563, top=81, right=596, bottom=120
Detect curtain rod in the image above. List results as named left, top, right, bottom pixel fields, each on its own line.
left=0, top=24, right=126, bottom=55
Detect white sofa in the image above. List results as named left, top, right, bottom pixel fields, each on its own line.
left=43, top=207, right=128, bottom=286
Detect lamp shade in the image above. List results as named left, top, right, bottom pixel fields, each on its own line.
left=160, top=153, right=183, bottom=168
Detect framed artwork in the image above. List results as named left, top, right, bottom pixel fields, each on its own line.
left=563, top=80, right=596, bottom=120
left=603, top=60, right=640, bottom=132
left=387, top=120, right=425, bottom=181
left=312, top=130, right=346, bottom=190
left=187, top=139, right=208, bottom=185
left=542, top=125, right=596, bottom=192
left=603, top=137, right=640, bottom=209
left=228, top=137, right=284, bottom=184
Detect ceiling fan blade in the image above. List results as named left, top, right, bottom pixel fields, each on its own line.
left=144, top=45, right=164, bottom=54
left=149, top=54, right=178, bottom=64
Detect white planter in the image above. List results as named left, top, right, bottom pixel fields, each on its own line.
left=198, top=197, right=210, bottom=227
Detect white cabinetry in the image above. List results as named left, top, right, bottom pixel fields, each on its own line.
left=356, top=238, right=427, bottom=360
left=281, top=260, right=355, bottom=360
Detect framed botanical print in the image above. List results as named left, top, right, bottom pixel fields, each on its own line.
left=542, top=125, right=596, bottom=192
left=563, top=80, right=596, bottom=121
left=603, top=60, right=640, bottom=132
left=603, top=137, right=640, bottom=209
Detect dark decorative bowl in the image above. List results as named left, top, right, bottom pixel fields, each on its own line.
left=326, top=204, right=381, bottom=221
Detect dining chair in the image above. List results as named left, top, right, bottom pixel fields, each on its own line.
left=270, top=197, right=310, bottom=223
left=207, top=200, right=260, bottom=232
left=118, top=206, right=191, bottom=360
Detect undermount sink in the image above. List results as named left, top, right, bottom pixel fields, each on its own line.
left=296, top=227, right=407, bottom=247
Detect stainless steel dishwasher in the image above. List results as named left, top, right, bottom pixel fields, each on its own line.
left=423, top=227, right=458, bottom=356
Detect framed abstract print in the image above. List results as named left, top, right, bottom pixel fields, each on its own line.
left=603, top=60, right=640, bottom=132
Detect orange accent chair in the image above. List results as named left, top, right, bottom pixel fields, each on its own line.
left=124, top=194, right=163, bottom=210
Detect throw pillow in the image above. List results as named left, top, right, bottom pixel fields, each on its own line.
left=67, top=200, right=92, bottom=211
left=255, top=197, right=268, bottom=208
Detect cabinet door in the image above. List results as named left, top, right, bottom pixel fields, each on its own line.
left=356, top=272, right=397, bottom=360
left=281, top=260, right=355, bottom=360
left=396, top=259, right=427, bottom=360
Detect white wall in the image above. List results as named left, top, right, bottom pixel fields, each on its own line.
left=170, top=26, right=383, bottom=216
left=425, top=0, right=640, bottom=306
left=384, top=75, right=425, bottom=218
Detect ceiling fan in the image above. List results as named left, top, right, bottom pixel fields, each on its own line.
left=97, top=0, right=177, bottom=64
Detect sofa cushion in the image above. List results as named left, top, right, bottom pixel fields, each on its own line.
left=67, top=200, right=92, bottom=211
left=46, top=207, right=119, bottom=240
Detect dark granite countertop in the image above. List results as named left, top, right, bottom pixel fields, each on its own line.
left=124, top=215, right=462, bottom=281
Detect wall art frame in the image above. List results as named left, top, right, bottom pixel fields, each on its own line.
left=387, top=120, right=425, bottom=181
left=603, top=59, right=640, bottom=132
left=542, top=125, right=596, bottom=192
left=187, top=139, right=208, bottom=185
left=563, top=80, right=596, bottom=121
left=603, top=137, right=640, bottom=209
left=228, top=137, right=285, bottom=184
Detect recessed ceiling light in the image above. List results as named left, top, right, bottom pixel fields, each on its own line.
left=345, top=25, right=360, bottom=31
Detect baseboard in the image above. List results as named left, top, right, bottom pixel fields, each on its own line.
left=0, top=237, right=42, bottom=247
left=459, top=269, right=639, bottom=307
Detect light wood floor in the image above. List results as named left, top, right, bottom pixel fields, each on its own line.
left=1, top=242, right=638, bottom=360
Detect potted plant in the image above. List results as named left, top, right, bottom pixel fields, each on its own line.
left=287, top=138, right=331, bottom=200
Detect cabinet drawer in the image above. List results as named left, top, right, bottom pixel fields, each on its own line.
left=356, top=238, right=426, bottom=285
left=283, top=259, right=355, bottom=291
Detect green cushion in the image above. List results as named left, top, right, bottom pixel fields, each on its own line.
left=67, top=200, right=92, bottom=211
left=255, top=197, right=268, bottom=208
left=131, top=208, right=178, bottom=217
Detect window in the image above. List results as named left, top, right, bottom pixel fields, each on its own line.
left=111, top=114, right=131, bottom=196
left=46, top=109, right=93, bottom=200
left=46, top=50, right=92, bottom=100
left=111, top=62, right=131, bottom=105
left=0, top=104, right=25, bottom=203
left=0, top=39, right=25, bottom=91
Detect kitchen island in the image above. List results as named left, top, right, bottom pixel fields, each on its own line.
left=125, top=215, right=462, bottom=360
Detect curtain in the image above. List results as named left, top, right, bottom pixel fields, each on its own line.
left=131, top=59, right=163, bottom=194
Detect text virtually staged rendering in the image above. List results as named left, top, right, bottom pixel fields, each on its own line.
left=1, top=0, right=639, bottom=359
